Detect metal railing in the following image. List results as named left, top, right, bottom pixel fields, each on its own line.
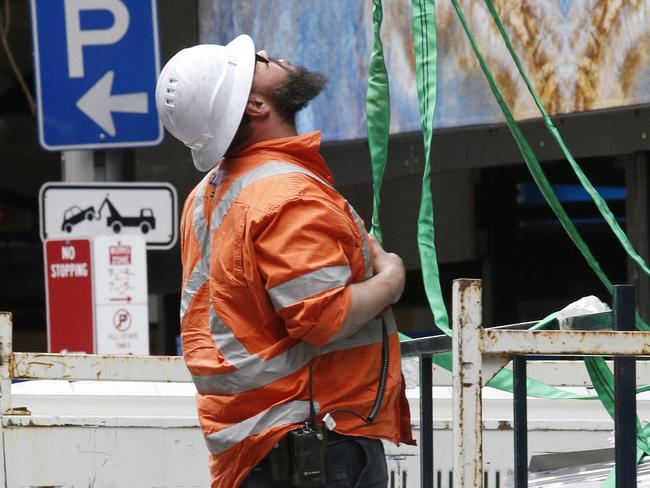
left=400, top=279, right=644, bottom=488
left=2, top=275, right=644, bottom=487
left=0, top=312, right=192, bottom=415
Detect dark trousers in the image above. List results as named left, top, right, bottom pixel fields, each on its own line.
left=241, top=436, right=389, bottom=488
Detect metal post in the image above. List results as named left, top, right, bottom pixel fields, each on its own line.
left=420, top=353, right=433, bottom=488
left=624, top=153, right=650, bottom=324
left=0, top=313, right=9, bottom=488
left=614, top=284, right=636, bottom=488
left=513, top=356, right=528, bottom=488
left=105, top=149, right=124, bottom=181
left=62, top=150, right=94, bottom=181
left=452, top=279, right=483, bottom=488
left=0, top=312, right=12, bottom=414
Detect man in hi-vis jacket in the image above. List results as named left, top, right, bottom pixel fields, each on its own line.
left=156, top=35, right=414, bottom=488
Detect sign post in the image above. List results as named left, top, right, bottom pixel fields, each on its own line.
left=30, top=0, right=162, bottom=150
left=44, top=239, right=95, bottom=353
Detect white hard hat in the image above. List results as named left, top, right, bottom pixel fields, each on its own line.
left=155, top=35, right=255, bottom=171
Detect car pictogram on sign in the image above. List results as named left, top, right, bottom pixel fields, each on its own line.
left=61, top=205, right=95, bottom=233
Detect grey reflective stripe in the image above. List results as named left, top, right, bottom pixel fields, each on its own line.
left=206, top=161, right=333, bottom=248
left=204, top=400, right=317, bottom=454
left=268, top=265, right=352, bottom=311
left=324, top=309, right=398, bottom=351
left=209, top=308, right=252, bottom=365
left=193, top=338, right=316, bottom=394
left=180, top=161, right=333, bottom=324
left=180, top=172, right=213, bottom=321
left=197, top=162, right=335, bottom=370
left=347, top=204, right=372, bottom=280
left=192, top=311, right=396, bottom=395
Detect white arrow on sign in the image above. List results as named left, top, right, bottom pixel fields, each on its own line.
left=76, top=70, right=148, bottom=137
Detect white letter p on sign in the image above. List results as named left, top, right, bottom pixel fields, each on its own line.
left=64, top=0, right=129, bottom=79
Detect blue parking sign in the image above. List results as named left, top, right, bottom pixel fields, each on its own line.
left=30, top=0, right=163, bottom=150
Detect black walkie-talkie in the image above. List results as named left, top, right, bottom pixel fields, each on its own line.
left=289, top=361, right=326, bottom=487
left=289, top=422, right=326, bottom=487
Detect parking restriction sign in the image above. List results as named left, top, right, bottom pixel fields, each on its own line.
left=30, top=0, right=162, bottom=149
left=93, top=234, right=148, bottom=354
left=44, top=238, right=95, bottom=353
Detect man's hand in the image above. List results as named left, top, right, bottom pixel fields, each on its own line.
left=336, top=235, right=407, bottom=339
left=368, top=235, right=406, bottom=305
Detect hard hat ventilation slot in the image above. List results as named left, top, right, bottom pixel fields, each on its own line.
left=168, top=78, right=178, bottom=85
left=165, top=99, right=175, bottom=107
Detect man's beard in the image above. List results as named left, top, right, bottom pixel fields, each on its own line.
left=265, top=65, right=328, bottom=125
left=225, top=114, right=253, bottom=157
left=225, top=65, right=328, bottom=157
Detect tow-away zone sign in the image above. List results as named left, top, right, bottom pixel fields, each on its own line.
left=39, top=182, right=177, bottom=250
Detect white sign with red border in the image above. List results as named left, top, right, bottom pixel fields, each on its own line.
left=93, top=234, right=149, bottom=354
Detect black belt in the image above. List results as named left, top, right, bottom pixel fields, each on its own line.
left=326, top=430, right=355, bottom=446
left=251, top=431, right=355, bottom=474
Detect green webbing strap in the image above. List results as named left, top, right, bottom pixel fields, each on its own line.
left=483, top=0, right=650, bottom=281
left=481, top=0, right=650, bottom=458
left=585, top=356, right=650, bottom=487
left=367, top=6, right=650, bottom=463
left=449, top=2, right=650, bottom=482
left=480, top=0, right=650, bottom=334
left=366, top=0, right=449, bottom=330
left=369, top=0, right=600, bottom=401
left=415, top=0, right=614, bottom=404
left=411, top=0, right=450, bottom=334
left=366, top=0, right=390, bottom=243
left=449, top=0, right=612, bottom=299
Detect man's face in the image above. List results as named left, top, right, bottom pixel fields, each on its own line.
left=253, top=50, right=292, bottom=93
left=252, top=50, right=327, bottom=124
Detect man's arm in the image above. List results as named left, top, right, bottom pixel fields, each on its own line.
left=338, top=235, right=405, bottom=336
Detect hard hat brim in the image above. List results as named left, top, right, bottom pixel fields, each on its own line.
left=190, top=35, right=256, bottom=172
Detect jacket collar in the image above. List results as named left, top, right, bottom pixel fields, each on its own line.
left=221, top=131, right=333, bottom=184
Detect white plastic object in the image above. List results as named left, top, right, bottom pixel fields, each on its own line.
left=557, top=296, right=611, bottom=330
left=322, top=413, right=336, bottom=431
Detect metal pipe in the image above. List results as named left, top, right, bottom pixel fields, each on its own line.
left=400, top=320, right=546, bottom=358
left=452, top=279, right=483, bottom=488
left=614, top=284, right=637, bottom=488
left=481, top=329, right=650, bottom=356
left=0, top=312, right=13, bottom=414
left=105, top=149, right=124, bottom=181
left=420, top=353, right=433, bottom=488
left=62, top=150, right=94, bottom=181
left=513, top=356, right=528, bottom=488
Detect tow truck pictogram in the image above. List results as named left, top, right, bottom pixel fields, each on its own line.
left=61, top=196, right=156, bottom=234
left=96, top=197, right=156, bottom=234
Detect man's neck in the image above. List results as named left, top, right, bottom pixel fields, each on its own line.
left=250, top=123, right=297, bottom=144
left=227, top=120, right=297, bottom=157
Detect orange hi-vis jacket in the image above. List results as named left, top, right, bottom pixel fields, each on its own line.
left=180, top=131, right=414, bottom=487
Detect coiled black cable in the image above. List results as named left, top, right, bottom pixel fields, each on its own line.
left=366, top=316, right=389, bottom=422
left=323, top=316, right=389, bottom=425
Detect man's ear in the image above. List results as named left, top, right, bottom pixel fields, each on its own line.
left=244, top=94, right=270, bottom=119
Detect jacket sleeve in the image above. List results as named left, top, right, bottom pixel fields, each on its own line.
left=252, top=194, right=358, bottom=347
